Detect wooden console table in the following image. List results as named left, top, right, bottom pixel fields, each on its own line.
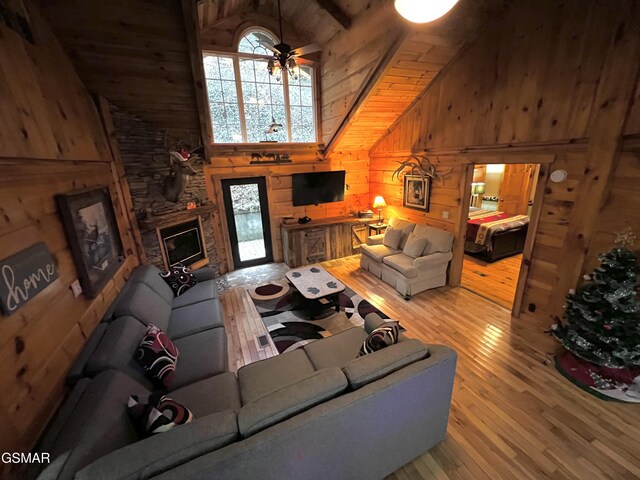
left=281, top=216, right=370, bottom=268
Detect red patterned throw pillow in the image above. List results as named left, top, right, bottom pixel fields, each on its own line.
left=128, top=393, right=193, bottom=438
left=136, top=324, right=178, bottom=388
left=359, top=321, right=400, bottom=356
left=159, top=263, right=198, bottom=296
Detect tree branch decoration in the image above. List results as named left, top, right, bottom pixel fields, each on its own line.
left=391, top=155, right=451, bottom=185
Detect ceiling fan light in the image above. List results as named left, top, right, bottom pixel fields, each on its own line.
left=394, top=0, right=459, bottom=23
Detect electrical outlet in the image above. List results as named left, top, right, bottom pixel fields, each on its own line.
left=442, top=211, right=450, bottom=219
left=70, top=279, right=82, bottom=298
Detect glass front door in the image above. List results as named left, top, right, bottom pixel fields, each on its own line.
left=221, top=177, right=273, bottom=268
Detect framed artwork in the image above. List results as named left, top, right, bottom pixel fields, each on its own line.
left=403, top=175, right=431, bottom=211
left=56, top=187, right=124, bottom=298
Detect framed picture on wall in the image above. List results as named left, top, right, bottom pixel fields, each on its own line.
left=403, top=175, right=431, bottom=211
left=56, top=187, right=124, bottom=298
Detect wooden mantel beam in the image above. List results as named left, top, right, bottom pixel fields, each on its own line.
left=316, top=0, right=352, bottom=29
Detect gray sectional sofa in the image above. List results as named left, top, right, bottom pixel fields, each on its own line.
left=32, top=264, right=457, bottom=480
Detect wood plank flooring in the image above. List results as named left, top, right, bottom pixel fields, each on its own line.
left=461, top=254, right=522, bottom=309
left=220, top=256, right=640, bottom=480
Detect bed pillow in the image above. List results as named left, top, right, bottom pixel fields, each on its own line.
left=136, top=324, right=179, bottom=388
left=359, top=321, right=400, bottom=356
left=382, top=227, right=403, bottom=249
left=159, top=263, right=198, bottom=296
left=128, top=393, right=193, bottom=438
left=402, top=233, right=429, bottom=258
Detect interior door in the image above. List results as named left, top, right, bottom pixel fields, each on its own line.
left=221, top=177, right=273, bottom=269
left=498, top=164, right=535, bottom=214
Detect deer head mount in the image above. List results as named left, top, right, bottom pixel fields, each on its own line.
left=161, top=145, right=202, bottom=203
left=391, top=155, right=452, bottom=185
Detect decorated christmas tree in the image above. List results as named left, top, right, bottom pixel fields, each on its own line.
left=551, top=228, right=640, bottom=369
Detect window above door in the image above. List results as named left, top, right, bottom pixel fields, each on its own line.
left=203, top=28, right=318, bottom=145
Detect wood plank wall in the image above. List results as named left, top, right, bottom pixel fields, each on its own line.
left=0, top=2, right=140, bottom=465
left=205, top=146, right=369, bottom=272
left=369, top=0, right=640, bottom=327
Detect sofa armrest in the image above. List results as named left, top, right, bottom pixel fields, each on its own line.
left=74, top=410, right=238, bottom=480
left=366, top=234, right=385, bottom=246
left=413, top=252, right=453, bottom=270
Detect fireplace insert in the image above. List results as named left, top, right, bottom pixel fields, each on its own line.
left=158, top=218, right=206, bottom=268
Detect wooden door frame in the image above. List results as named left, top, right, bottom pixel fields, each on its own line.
left=449, top=154, right=554, bottom=317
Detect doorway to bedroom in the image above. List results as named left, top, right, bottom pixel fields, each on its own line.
left=460, top=163, right=540, bottom=309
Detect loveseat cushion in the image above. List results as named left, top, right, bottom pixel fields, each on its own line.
left=382, top=227, right=403, bottom=249
left=360, top=243, right=401, bottom=263
left=172, top=327, right=228, bottom=387
left=343, top=339, right=428, bottom=389
left=383, top=253, right=419, bottom=278
left=402, top=233, right=429, bottom=258
left=303, top=327, right=368, bottom=369
left=388, top=218, right=416, bottom=248
left=238, top=349, right=315, bottom=404
left=171, top=279, right=220, bottom=309
left=128, top=264, right=175, bottom=305
left=237, top=368, right=348, bottom=437
left=413, top=224, right=454, bottom=254
left=114, top=282, right=171, bottom=331
left=170, top=372, right=241, bottom=417
left=136, top=324, right=179, bottom=388
left=168, top=298, right=224, bottom=339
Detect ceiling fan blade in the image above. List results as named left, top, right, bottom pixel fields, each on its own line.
left=258, top=41, right=281, bottom=54
left=295, top=58, right=316, bottom=67
left=291, top=43, right=321, bottom=56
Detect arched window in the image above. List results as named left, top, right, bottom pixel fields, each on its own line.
left=202, top=28, right=317, bottom=144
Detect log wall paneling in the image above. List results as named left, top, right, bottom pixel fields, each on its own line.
left=0, top=2, right=140, bottom=471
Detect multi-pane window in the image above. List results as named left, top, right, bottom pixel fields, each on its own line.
left=203, top=29, right=317, bottom=144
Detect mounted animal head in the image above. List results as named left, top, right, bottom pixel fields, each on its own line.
left=161, top=147, right=202, bottom=203
left=391, top=154, right=452, bottom=185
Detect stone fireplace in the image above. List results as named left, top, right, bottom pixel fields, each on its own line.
left=157, top=217, right=207, bottom=269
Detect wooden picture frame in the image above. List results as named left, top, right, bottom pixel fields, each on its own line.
left=403, top=175, right=431, bottom=211
left=56, top=187, right=124, bottom=298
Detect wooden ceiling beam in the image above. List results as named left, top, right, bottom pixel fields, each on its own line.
left=315, top=0, right=352, bottom=29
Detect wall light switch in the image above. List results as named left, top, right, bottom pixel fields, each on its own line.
left=70, top=279, right=82, bottom=298
left=442, top=211, right=450, bottom=219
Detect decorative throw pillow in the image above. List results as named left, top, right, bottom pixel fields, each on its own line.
left=128, top=393, right=193, bottom=438
left=159, top=263, right=198, bottom=296
left=403, top=233, right=429, bottom=258
left=136, top=324, right=178, bottom=388
left=359, top=321, right=400, bottom=356
left=382, top=227, right=403, bottom=249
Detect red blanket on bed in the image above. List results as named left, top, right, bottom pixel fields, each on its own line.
left=467, top=209, right=529, bottom=248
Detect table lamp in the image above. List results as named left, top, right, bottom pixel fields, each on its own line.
left=372, top=195, right=386, bottom=225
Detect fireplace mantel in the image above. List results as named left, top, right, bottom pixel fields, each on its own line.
left=138, top=205, right=215, bottom=231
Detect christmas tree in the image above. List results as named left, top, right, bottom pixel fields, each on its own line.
left=551, top=228, right=640, bottom=369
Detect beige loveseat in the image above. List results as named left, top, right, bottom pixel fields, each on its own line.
left=360, top=218, right=454, bottom=297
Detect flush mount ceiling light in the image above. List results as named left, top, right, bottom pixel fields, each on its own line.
left=394, top=0, right=460, bottom=23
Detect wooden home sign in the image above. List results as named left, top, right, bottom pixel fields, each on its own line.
left=0, top=242, right=59, bottom=316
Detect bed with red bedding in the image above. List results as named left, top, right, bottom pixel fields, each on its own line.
left=465, top=208, right=529, bottom=262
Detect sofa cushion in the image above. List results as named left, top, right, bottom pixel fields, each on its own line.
left=359, top=321, right=400, bottom=356
left=403, top=233, right=429, bottom=258
left=170, top=372, right=241, bottom=417
left=171, top=280, right=220, bottom=309
left=168, top=298, right=224, bottom=339
left=238, top=349, right=315, bottom=404
left=343, top=339, right=429, bottom=389
left=388, top=218, right=416, bottom=248
left=383, top=253, right=419, bottom=278
left=172, top=327, right=228, bottom=388
left=382, top=227, right=403, bottom=249
left=413, top=224, right=454, bottom=254
left=304, top=327, right=368, bottom=369
left=237, top=368, right=348, bottom=437
left=114, top=282, right=171, bottom=331
left=160, top=263, right=198, bottom=296
left=360, top=243, right=401, bottom=263
left=128, top=393, right=193, bottom=438
left=128, top=264, right=174, bottom=305
left=46, top=371, right=147, bottom=480
left=136, top=324, right=179, bottom=388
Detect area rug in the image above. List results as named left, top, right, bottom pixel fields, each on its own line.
left=248, top=279, right=394, bottom=353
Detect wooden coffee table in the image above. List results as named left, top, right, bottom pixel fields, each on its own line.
left=285, top=265, right=346, bottom=319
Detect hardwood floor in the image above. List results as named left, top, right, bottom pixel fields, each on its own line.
left=220, top=256, right=640, bottom=480
left=461, top=254, right=522, bottom=309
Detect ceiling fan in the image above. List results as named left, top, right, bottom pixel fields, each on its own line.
left=257, top=0, right=321, bottom=81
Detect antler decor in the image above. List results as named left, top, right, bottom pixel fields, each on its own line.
left=391, top=155, right=451, bottom=185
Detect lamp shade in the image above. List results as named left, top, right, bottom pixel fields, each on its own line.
left=372, top=196, right=386, bottom=209
left=394, top=0, right=459, bottom=23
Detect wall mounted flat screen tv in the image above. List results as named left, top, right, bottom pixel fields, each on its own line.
left=292, top=170, right=346, bottom=206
